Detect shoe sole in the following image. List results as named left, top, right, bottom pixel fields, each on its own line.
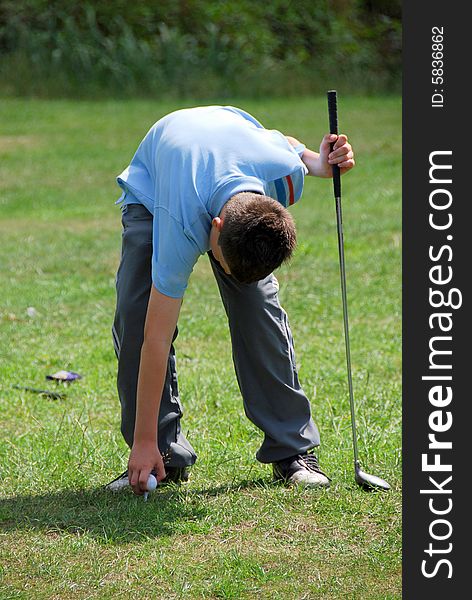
left=273, top=467, right=330, bottom=489
left=287, top=471, right=330, bottom=488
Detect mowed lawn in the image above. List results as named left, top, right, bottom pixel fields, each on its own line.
left=0, top=97, right=401, bottom=599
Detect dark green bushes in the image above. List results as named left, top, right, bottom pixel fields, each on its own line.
left=0, top=0, right=401, bottom=98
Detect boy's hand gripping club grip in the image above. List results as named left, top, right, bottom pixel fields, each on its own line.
left=327, top=90, right=341, bottom=199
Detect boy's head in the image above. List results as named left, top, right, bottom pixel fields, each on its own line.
left=210, top=192, right=297, bottom=283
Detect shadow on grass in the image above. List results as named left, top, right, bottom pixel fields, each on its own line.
left=0, top=478, right=271, bottom=544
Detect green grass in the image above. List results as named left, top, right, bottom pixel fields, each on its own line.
left=0, top=96, right=401, bottom=599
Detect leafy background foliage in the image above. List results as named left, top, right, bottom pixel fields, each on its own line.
left=0, top=0, right=401, bottom=98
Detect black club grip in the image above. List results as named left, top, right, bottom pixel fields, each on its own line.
left=327, top=90, right=341, bottom=198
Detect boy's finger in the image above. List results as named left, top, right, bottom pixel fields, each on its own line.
left=129, top=469, right=143, bottom=495
left=154, top=456, right=167, bottom=482
left=333, top=134, right=348, bottom=149
left=155, top=465, right=166, bottom=482
left=139, top=469, right=151, bottom=492
left=321, top=133, right=337, bottom=151
left=329, top=147, right=352, bottom=162
left=339, top=158, right=355, bottom=171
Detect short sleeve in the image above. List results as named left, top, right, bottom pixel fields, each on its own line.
left=264, top=165, right=306, bottom=208
left=151, top=208, right=200, bottom=298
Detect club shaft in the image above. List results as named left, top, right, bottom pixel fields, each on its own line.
left=335, top=196, right=359, bottom=466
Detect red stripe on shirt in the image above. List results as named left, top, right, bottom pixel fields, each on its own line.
left=286, top=175, right=294, bottom=205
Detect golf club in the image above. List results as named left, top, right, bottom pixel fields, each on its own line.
left=327, top=90, right=390, bottom=491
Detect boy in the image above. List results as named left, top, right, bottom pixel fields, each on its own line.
left=107, top=106, right=354, bottom=495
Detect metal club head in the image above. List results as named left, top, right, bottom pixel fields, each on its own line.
left=354, top=462, right=391, bottom=491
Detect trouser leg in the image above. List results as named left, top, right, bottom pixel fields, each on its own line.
left=208, top=251, right=320, bottom=464
left=112, top=204, right=196, bottom=468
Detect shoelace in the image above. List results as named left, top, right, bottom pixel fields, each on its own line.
left=299, top=453, right=320, bottom=470
left=298, top=453, right=330, bottom=479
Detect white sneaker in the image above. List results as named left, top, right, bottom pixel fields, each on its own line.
left=273, top=452, right=331, bottom=488
left=105, top=467, right=190, bottom=491
left=105, top=470, right=130, bottom=492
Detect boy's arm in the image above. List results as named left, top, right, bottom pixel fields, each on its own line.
left=285, top=134, right=355, bottom=178
left=127, top=285, right=182, bottom=495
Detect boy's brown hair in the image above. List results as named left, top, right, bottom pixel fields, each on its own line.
left=219, top=192, right=297, bottom=283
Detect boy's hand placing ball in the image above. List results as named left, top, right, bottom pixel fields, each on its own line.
left=128, top=440, right=166, bottom=495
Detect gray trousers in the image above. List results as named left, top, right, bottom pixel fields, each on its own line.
left=112, top=203, right=320, bottom=467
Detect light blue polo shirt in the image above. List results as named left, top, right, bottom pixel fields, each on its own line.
left=116, top=105, right=308, bottom=298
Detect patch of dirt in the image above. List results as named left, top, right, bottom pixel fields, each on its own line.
left=0, top=135, right=42, bottom=151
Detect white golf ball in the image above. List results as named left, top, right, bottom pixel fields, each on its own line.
left=147, top=474, right=158, bottom=492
